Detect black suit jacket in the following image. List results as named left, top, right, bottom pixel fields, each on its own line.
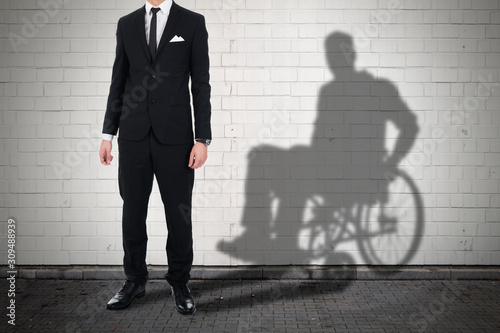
left=103, top=2, right=211, bottom=144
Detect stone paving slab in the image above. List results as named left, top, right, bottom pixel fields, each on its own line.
left=1, top=279, right=499, bottom=333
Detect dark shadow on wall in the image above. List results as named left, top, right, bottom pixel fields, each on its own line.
left=217, top=32, right=424, bottom=273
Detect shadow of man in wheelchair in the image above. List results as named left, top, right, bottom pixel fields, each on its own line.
left=217, top=31, right=421, bottom=284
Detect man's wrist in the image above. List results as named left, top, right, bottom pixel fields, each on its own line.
left=102, top=133, right=114, bottom=142
left=195, top=138, right=211, bottom=147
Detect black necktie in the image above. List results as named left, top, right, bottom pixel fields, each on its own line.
left=149, top=8, right=161, bottom=60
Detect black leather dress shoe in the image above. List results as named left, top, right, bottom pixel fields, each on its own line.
left=171, top=283, right=196, bottom=315
left=106, top=281, right=146, bottom=310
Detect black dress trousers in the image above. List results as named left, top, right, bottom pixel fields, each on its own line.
left=118, top=129, right=194, bottom=285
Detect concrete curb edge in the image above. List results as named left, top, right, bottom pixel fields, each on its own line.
left=2, top=265, right=500, bottom=280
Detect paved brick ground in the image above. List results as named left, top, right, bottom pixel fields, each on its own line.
left=1, top=279, right=499, bottom=333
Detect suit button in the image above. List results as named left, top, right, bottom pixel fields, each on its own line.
left=151, top=100, right=156, bottom=104
left=152, top=74, right=156, bottom=79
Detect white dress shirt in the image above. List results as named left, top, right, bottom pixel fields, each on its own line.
left=145, top=0, right=172, bottom=48
left=102, top=0, right=173, bottom=142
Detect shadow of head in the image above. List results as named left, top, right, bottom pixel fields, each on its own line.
left=325, top=31, right=356, bottom=71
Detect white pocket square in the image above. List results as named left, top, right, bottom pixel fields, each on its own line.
left=170, top=35, right=185, bottom=42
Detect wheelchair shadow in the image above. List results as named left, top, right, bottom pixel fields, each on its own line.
left=212, top=31, right=424, bottom=309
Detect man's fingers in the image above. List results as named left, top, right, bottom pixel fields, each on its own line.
left=198, top=156, right=207, bottom=168
left=188, top=150, right=195, bottom=168
left=192, top=157, right=201, bottom=169
left=99, top=140, right=113, bottom=165
left=192, top=155, right=206, bottom=169
left=99, top=149, right=107, bottom=165
left=100, top=150, right=111, bottom=165
left=188, top=143, right=208, bottom=169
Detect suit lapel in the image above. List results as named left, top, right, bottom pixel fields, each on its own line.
left=154, top=2, right=184, bottom=62
left=134, top=6, right=151, bottom=62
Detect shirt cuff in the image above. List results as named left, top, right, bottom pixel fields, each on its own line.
left=102, top=133, right=114, bottom=142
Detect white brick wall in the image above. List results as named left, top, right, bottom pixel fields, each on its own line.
left=1, top=0, right=499, bottom=266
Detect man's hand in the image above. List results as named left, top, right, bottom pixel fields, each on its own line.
left=99, top=140, right=113, bottom=165
left=188, top=142, right=208, bottom=169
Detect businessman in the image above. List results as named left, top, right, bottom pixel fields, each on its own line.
left=98, top=0, right=211, bottom=315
